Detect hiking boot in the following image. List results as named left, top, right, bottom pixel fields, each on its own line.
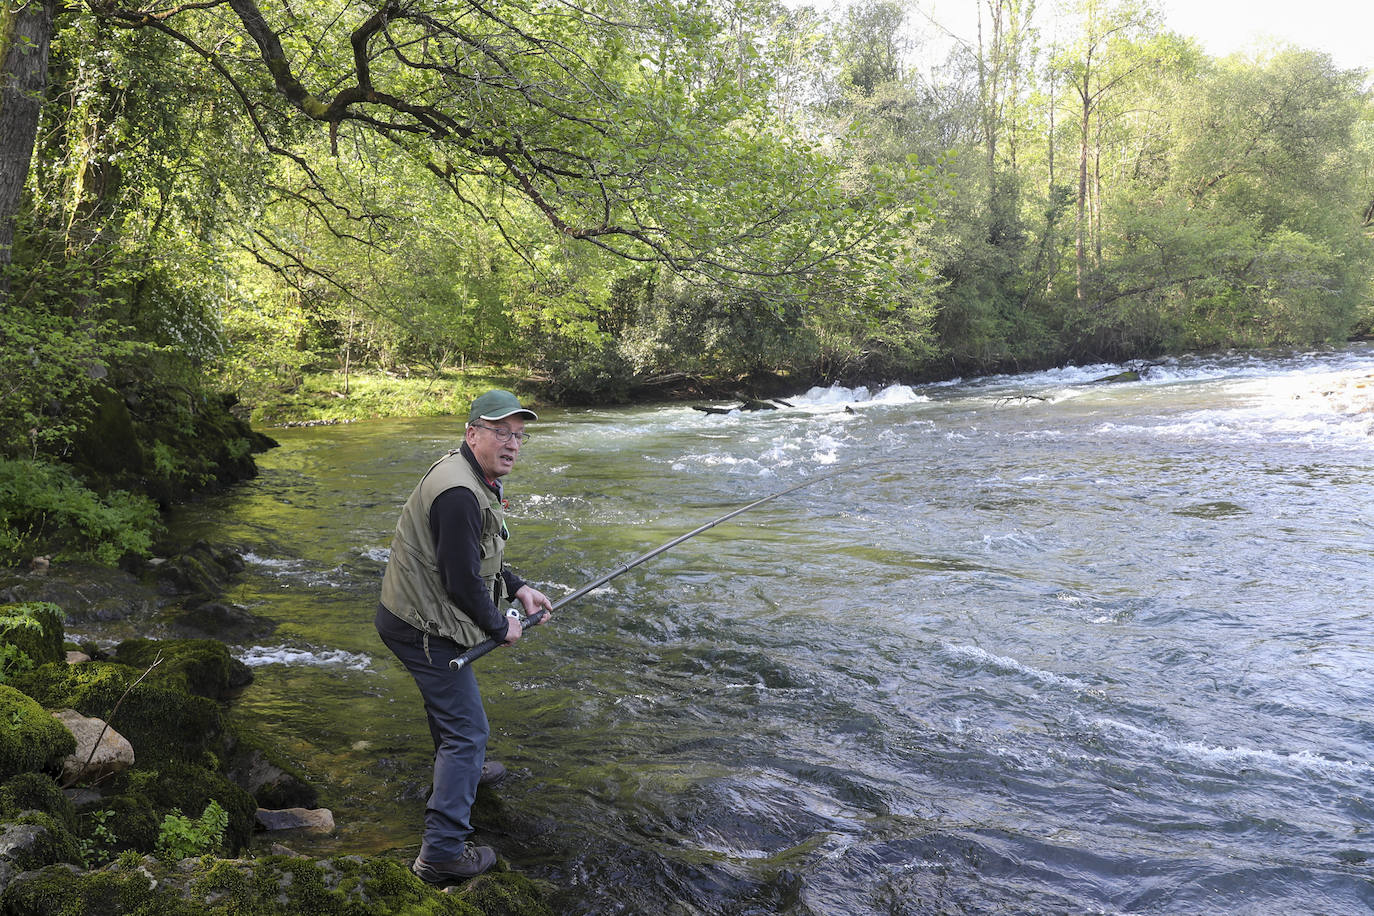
left=412, top=845, right=497, bottom=885
left=478, top=759, right=507, bottom=786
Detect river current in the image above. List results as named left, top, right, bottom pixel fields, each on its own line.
left=162, top=346, right=1374, bottom=914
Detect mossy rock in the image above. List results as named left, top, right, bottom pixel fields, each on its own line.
left=0, top=602, right=65, bottom=668
left=224, top=721, right=318, bottom=810
left=0, top=860, right=204, bottom=916
left=0, top=773, right=75, bottom=832
left=151, top=542, right=245, bottom=608
left=126, top=762, right=257, bottom=855
left=1, top=854, right=556, bottom=915
left=112, top=638, right=252, bottom=701
left=79, top=790, right=161, bottom=858
left=0, top=685, right=76, bottom=780
left=12, top=662, right=224, bottom=767
left=0, top=811, right=81, bottom=871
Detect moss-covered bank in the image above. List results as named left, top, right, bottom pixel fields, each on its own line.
left=2, top=854, right=554, bottom=916
left=0, top=603, right=556, bottom=916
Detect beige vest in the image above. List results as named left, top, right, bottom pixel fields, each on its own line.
left=380, top=450, right=507, bottom=647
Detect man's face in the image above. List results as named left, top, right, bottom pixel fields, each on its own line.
left=465, top=417, right=527, bottom=480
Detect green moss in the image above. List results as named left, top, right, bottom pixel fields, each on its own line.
left=0, top=684, right=76, bottom=780
left=13, top=662, right=224, bottom=766
left=3, top=811, right=82, bottom=869
left=0, top=772, right=76, bottom=831
left=112, top=638, right=252, bottom=702
left=127, top=762, right=256, bottom=855
left=0, top=861, right=203, bottom=916
left=457, top=870, right=556, bottom=916
left=81, top=792, right=160, bottom=857
left=0, top=854, right=556, bottom=915
left=0, top=602, right=65, bottom=669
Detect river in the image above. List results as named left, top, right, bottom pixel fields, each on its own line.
left=159, top=346, right=1374, bottom=914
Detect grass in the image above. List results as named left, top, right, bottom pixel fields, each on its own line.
left=245, top=367, right=537, bottom=427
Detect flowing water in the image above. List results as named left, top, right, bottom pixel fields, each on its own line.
left=157, top=346, right=1374, bottom=914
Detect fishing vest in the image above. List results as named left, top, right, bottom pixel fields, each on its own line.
left=380, top=449, right=507, bottom=648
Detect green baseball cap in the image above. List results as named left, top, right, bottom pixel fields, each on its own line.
left=468, top=389, right=537, bottom=424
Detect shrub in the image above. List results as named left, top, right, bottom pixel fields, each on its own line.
left=0, top=602, right=65, bottom=684
left=156, top=800, right=229, bottom=861
left=0, top=459, right=161, bottom=566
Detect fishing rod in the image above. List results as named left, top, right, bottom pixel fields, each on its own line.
left=449, top=462, right=868, bottom=671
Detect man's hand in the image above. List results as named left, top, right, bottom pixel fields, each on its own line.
left=502, top=610, right=523, bottom=646
left=503, top=585, right=553, bottom=643
left=513, top=584, right=554, bottom=625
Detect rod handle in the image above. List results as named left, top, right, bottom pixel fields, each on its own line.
left=448, top=609, right=549, bottom=670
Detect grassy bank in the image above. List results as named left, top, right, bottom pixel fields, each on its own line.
left=245, top=368, right=537, bottom=428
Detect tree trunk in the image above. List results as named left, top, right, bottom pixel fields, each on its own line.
left=1076, top=81, right=1090, bottom=302
left=0, top=0, right=58, bottom=296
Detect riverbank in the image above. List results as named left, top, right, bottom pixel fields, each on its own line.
left=0, top=550, right=556, bottom=916
left=237, top=362, right=819, bottom=428
left=240, top=368, right=532, bottom=428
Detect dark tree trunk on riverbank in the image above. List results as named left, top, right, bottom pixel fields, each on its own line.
left=0, top=0, right=57, bottom=295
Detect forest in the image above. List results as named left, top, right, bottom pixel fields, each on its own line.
left=1, top=0, right=1372, bottom=565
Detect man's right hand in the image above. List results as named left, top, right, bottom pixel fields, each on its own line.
left=502, top=611, right=522, bottom=645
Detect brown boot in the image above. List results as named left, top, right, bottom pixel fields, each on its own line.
left=412, top=845, right=497, bottom=885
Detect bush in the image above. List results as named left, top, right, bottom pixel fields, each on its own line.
left=0, top=459, right=160, bottom=567
left=0, top=602, right=65, bottom=684
left=156, top=800, right=229, bottom=861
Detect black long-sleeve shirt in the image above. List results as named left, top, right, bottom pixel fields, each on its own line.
left=426, top=445, right=525, bottom=644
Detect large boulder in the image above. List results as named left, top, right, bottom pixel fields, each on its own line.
left=50, top=709, right=135, bottom=785
left=112, top=637, right=252, bottom=701
left=12, top=662, right=224, bottom=767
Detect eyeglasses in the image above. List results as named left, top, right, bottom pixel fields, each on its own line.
left=471, top=423, right=531, bottom=444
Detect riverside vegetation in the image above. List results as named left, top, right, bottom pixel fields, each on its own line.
left=2, top=0, right=1372, bottom=569
left=0, top=592, right=556, bottom=915
left=0, top=2, right=1371, bottom=912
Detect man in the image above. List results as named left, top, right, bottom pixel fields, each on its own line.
left=375, top=389, right=553, bottom=885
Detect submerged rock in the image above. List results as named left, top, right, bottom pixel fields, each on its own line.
left=254, top=807, right=334, bottom=834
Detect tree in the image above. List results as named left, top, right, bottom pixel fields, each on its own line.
left=32, top=0, right=909, bottom=294
left=1052, top=0, right=1158, bottom=302
left=0, top=0, right=58, bottom=290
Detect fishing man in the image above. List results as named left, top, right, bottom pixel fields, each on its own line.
left=375, top=389, right=553, bottom=884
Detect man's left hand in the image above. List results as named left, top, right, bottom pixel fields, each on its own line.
left=513, top=584, right=554, bottom=625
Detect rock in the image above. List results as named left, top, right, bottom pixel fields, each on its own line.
left=0, top=686, right=76, bottom=780
left=50, top=709, right=135, bottom=785
left=0, top=824, right=50, bottom=867
left=153, top=542, right=245, bottom=608
left=61, top=787, right=103, bottom=809
left=1091, top=370, right=1141, bottom=383
left=254, top=807, right=335, bottom=833
left=0, top=813, right=78, bottom=871
left=112, top=638, right=253, bottom=701
left=225, top=740, right=318, bottom=810
left=168, top=602, right=277, bottom=642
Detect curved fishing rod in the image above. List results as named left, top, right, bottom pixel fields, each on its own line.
left=449, top=462, right=872, bottom=671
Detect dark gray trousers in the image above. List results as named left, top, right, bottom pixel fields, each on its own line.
left=375, top=604, right=488, bottom=861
